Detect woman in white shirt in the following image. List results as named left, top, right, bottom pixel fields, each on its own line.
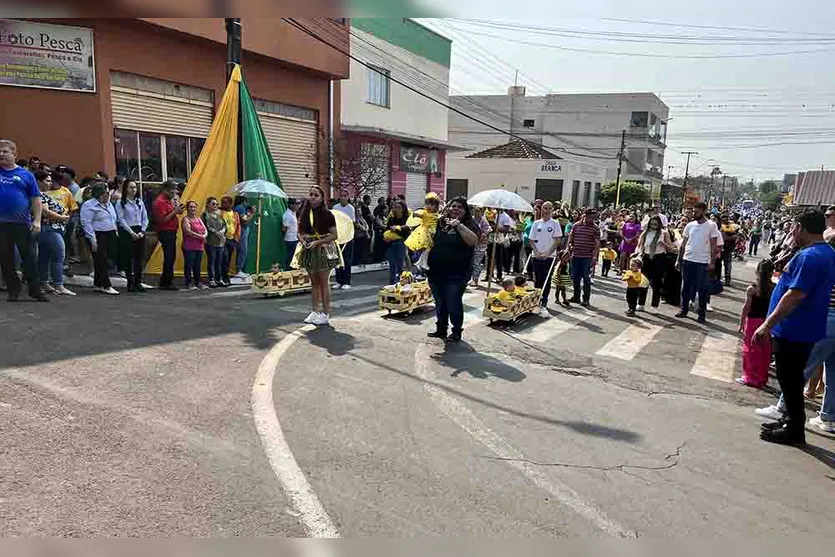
left=80, top=183, right=119, bottom=295
left=115, top=179, right=149, bottom=292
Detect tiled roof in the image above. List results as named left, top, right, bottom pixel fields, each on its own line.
left=466, top=139, right=562, bottom=160
left=793, top=170, right=835, bottom=206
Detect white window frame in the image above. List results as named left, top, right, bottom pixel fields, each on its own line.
left=115, top=129, right=204, bottom=190
left=367, top=65, right=391, bottom=108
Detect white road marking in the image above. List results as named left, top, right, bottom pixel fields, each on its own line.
left=252, top=325, right=340, bottom=538
left=514, top=311, right=593, bottom=343
left=414, top=345, right=634, bottom=537
left=595, top=323, right=663, bottom=361
left=746, top=260, right=758, bottom=268
left=690, top=331, right=739, bottom=383
left=211, top=284, right=380, bottom=299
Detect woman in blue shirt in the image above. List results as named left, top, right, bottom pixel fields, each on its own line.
left=80, top=183, right=119, bottom=295
left=115, top=179, right=149, bottom=293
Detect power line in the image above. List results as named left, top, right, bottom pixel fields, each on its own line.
left=284, top=18, right=614, bottom=162
left=600, top=17, right=835, bottom=39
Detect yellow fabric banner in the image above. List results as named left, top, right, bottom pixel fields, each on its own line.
left=146, top=66, right=241, bottom=275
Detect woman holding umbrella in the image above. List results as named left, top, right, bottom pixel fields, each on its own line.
left=298, top=185, right=340, bottom=326
left=426, top=196, right=480, bottom=342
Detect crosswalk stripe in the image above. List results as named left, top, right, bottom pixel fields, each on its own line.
left=690, top=331, right=739, bottom=382
left=514, top=311, right=593, bottom=343
left=595, top=322, right=663, bottom=361
left=209, top=283, right=381, bottom=298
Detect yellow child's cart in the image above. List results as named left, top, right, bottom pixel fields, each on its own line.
left=482, top=288, right=542, bottom=323
left=378, top=281, right=433, bottom=316
left=252, top=269, right=331, bottom=297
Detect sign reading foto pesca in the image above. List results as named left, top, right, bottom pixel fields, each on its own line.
left=0, top=19, right=95, bottom=93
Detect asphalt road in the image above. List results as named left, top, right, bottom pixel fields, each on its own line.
left=2, top=257, right=833, bottom=536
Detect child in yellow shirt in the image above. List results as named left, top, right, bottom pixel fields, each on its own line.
left=622, top=258, right=648, bottom=316
left=514, top=274, right=533, bottom=296
left=599, top=242, right=617, bottom=277
left=489, top=277, right=519, bottom=312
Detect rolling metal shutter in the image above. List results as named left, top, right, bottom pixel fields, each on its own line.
left=258, top=112, right=318, bottom=199
left=110, top=86, right=213, bottom=137
left=405, top=172, right=428, bottom=212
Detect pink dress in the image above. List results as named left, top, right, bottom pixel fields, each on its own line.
left=741, top=289, right=771, bottom=387
left=182, top=216, right=206, bottom=252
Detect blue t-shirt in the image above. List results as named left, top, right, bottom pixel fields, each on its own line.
left=770, top=242, right=835, bottom=344
left=0, top=166, right=39, bottom=225
left=234, top=204, right=250, bottom=231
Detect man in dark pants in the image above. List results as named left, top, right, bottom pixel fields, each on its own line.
left=152, top=180, right=183, bottom=290
left=567, top=208, right=600, bottom=307
left=675, top=202, right=719, bottom=324
left=755, top=210, right=835, bottom=446
left=0, top=139, right=47, bottom=302
left=528, top=201, right=563, bottom=318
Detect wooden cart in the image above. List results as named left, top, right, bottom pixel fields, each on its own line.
left=378, top=281, right=433, bottom=316
left=252, top=269, right=329, bottom=297
left=482, top=288, right=543, bottom=323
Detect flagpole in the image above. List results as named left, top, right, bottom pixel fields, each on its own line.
left=256, top=197, right=262, bottom=276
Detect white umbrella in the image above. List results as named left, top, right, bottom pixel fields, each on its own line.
left=468, top=189, right=534, bottom=299
left=230, top=178, right=288, bottom=199
left=229, top=179, right=287, bottom=277
left=468, top=189, right=533, bottom=213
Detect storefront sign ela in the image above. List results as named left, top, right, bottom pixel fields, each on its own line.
left=401, top=144, right=440, bottom=174
left=0, top=19, right=95, bottom=92
left=541, top=162, right=562, bottom=172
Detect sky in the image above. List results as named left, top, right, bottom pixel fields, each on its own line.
left=416, top=0, right=835, bottom=182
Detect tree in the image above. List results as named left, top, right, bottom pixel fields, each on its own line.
left=312, top=127, right=390, bottom=201
left=599, top=181, right=650, bottom=207
left=759, top=180, right=780, bottom=195
left=761, top=190, right=783, bottom=210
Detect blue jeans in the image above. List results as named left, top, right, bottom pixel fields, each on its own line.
left=570, top=256, right=592, bottom=303
left=236, top=227, right=249, bottom=273
left=183, top=249, right=203, bottom=287
left=335, top=240, right=354, bottom=285
left=205, top=245, right=224, bottom=283
left=680, top=260, right=708, bottom=318
left=386, top=240, right=406, bottom=284
left=38, top=227, right=65, bottom=287
left=777, top=310, right=835, bottom=421
left=428, top=274, right=468, bottom=335
left=224, top=238, right=238, bottom=279
left=284, top=240, right=298, bottom=270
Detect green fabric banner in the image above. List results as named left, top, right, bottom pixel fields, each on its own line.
left=240, top=75, right=287, bottom=274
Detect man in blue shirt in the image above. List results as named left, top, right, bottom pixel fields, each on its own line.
left=233, top=196, right=254, bottom=278
left=754, top=210, right=835, bottom=445
left=0, top=139, right=47, bottom=302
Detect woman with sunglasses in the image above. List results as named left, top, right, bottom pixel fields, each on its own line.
left=202, top=197, right=227, bottom=288
left=298, top=185, right=339, bottom=326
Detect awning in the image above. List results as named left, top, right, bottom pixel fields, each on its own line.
left=341, top=125, right=468, bottom=152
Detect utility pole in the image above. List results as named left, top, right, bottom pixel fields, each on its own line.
left=721, top=174, right=727, bottom=209
left=615, top=129, right=626, bottom=206
left=225, top=18, right=243, bottom=182
left=681, top=151, right=697, bottom=209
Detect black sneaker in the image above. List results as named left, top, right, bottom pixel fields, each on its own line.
left=761, top=418, right=788, bottom=431
left=697, top=315, right=707, bottom=324
left=759, top=425, right=806, bottom=446
left=447, top=332, right=462, bottom=343
left=30, top=293, right=49, bottom=302
left=427, top=330, right=447, bottom=339
left=674, top=311, right=688, bottom=318
left=7, top=292, right=19, bottom=302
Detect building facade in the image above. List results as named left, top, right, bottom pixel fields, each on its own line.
left=446, top=140, right=607, bottom=206
left=0, top=18, right=349, bottom=198
left=339, top=18, right=453, bottom=210
left=448, top=88, right=669, bottom=188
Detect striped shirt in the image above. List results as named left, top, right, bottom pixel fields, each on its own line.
left=570, top=222, right=600, bottom=258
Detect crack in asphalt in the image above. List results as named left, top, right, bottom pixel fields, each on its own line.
left=479, top=442, right=686, bottom=473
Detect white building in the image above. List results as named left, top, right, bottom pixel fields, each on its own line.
left=446, top=139, right=608, bottom=206
left=340, top=19, right=455, bottom=209
left=448, top=87, right=669, bottom=188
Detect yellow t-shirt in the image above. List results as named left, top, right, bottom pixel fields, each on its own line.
left=221, top=209, right=238, bottom=239
left=622, top=270, right=644, bottom=288
left=514, top=286, right=528, bottom=296
left=600, top=248, right=617, bottom=261
left=47, top=187, right=78, bottom=213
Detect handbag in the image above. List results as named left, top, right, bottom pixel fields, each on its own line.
left=308, top=210, right=342, bottom=264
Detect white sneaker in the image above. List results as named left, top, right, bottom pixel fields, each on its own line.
left=341, top=284, right=352, bottom=291
left=809, top=416, right=835, bottom=433
left=707, top=304, right=715, bottom=312
left=647, top=306, right=657, bottom=314
left=539, top=307, right=550, bottom=318
left=637, top=304, right=645, bottom=312
left=54, top=286, right=76, bottom=296
left=304, top=311, right=318, bottom=324
left=313, top=313, right=330, bottom=326
left=332, top=284, right=342, bottom=290
left=101, top=287, right=119, bottom=295
left=755, top=404, right=784, bottom=421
